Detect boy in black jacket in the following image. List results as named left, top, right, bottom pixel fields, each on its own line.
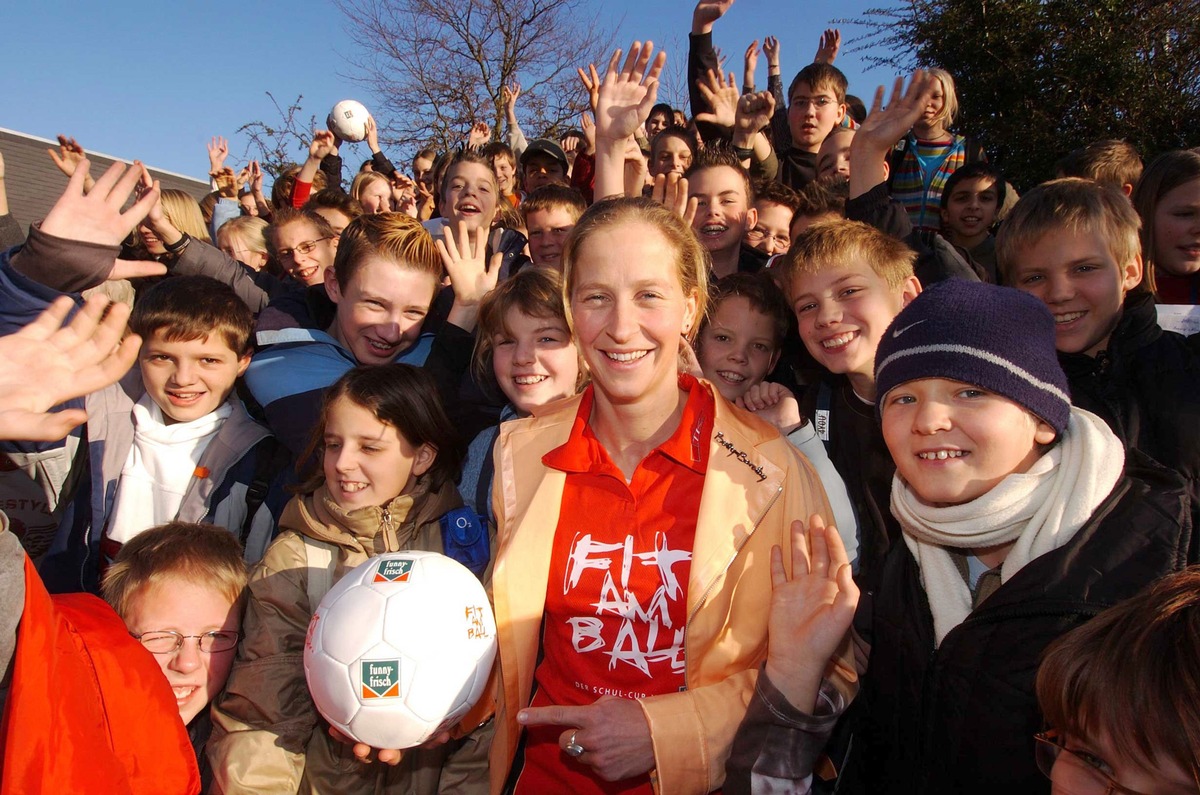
left=997, top=177, right=1200, bottom=553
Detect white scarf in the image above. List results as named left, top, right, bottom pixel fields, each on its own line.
left=107, top=395, right=232, bottom=545
left=891, top=407, right=1125, bottom=645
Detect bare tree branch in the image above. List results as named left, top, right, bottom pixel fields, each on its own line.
left=236, top=93, right=318, bottom=178
left=335, top=0, right=617, bottom=159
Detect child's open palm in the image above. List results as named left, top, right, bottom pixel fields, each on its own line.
left=0, top=296, right=141, bottom=442
left=592, top=42, right=667, bottom=144
left=765, top=515, right=859, bottom=712
left=43, top=159, right=159, bottom=252
left=857, top=70, right=934, bottom=149
left=436, top=221, right=502, bottom=330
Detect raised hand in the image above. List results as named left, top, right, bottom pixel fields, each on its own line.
left=207, top=136, right=229, bottom=173
left=814, top=28, right=841, bottom=65
left=593, top=42, right=667, bottom=144
left=467, top=121, right=492, bottom=150
left=47, top=135, right=88, bottom=180
left=692, top=0, right=735, bottom=34
left=0, top=296, right=142, bottom=442
left=858, top=70, right=933, bottom=149
left=743, top=40, right=760, bottom=90
left=694, top=69, right=739, bottom=130
left=763, top=36, right=781, bottom=72
left=42, top=159, right=158, bottom=249
left=391, top=173, right=417, bottom=217
left=212, top=167, right=239, bottom=199
left=733, top=91, right=776, bottom=146
left=365, top=115, right=381, bottom=153
left=651, top=172, right=697, bottom=226
left=713, top=46, right=728, bottom=75
left=579, top=112, right=596, bottom=154
left=502, top=80, right=521, bottom=117
left=249, top=160, right=264, bottom=194
left=309, top=130, right=338, bottom=162
left=849, top=70, right=930, bottom=198
left=577, top=65, right=600, bottom=113
left=622, top=137, right=649, bottom=198
left=436, top=221, right=502, bottom=331
left=765, top=514, right=858, bottom=712
left=236, top=167, right=252, bottom=191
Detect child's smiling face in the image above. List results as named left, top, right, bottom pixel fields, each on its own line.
left=1007, top=228, right=1142, bottom=358
left=881, top=377, right=1056, bottom=506
left=697, top=296, right=780, bottom=402
left=941, top=176, right=1000, bottom=244
left=441, top=161, right=499, bottom=233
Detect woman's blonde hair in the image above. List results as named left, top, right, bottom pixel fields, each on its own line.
left=160, top=189, right=211, bottom=243
left=561, top=196, right=710, bottom=343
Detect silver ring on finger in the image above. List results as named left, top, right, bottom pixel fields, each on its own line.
left=565, top=730, right=586, bottom=758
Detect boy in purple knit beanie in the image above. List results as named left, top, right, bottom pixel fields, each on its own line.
left=734, top=278, right=1196, bottom=793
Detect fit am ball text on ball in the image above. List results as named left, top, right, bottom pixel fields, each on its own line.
left=303, top=550, right=497, bottom=749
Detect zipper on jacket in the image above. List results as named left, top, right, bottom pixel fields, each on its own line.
left=380, top=507, right=394, bottom=553
left=683, top=482, right=783, bottom=690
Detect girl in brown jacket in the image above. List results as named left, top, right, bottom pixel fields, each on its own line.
left=208, top=365, right=491, bottom=795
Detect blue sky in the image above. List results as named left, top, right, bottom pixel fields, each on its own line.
left=1, top=0, right=900, bottom=182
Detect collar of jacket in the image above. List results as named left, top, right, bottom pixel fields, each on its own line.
left=1059, top=290, right=1162, bottom=377
left=284, top=477, right=456, bottom=555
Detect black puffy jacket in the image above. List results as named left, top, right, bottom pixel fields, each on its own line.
left=1061, top=291, right=1200, bottom=558
left=845, top=454, right=1192, bottom=795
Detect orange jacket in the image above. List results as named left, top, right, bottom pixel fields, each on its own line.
left=0, top=553, right=199, bottom=795
left=482, top=383, right=837, bottom=794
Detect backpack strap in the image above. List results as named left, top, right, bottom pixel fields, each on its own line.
left=814, top=380, right=834, bottom=453
left=240, top=438, right=291, bottom=546
left=301, top=536, right=337, bottom=610
left=473, top=425, right=502, bottom=522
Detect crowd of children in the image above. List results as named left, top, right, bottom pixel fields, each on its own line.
left=1, top=2, right=1199, bottom=792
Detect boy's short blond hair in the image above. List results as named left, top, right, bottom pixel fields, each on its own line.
left=333, top=212, right=441, bottom=292
left=519, top=185, right=587, bottom=226
left=782, top=219, right=916, bottom=291
left=995, top=178, right=1146, bottom=292
left=102, top=521, right=248, bottom=620
left=1055, top=139, right=1144, bottom=190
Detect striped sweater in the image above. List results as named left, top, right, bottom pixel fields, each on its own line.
left=889, top=133, right=977, bottom=232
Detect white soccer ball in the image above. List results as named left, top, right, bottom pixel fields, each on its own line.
left=303, top=551, right=497, bottom=749
left=327, top=99, right=371, bottom=142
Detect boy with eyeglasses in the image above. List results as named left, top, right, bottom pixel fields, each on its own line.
left=1035, top=567, right=1200, bottom=793
left=267, top=208, right=339, bottom=287
left=778, top=63, right=848, bottom=191
left=103, top=521, right=248, bottom=793
left=746, top=180, right=801, bottom=257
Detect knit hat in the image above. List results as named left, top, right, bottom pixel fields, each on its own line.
left=874, top=279, right=1071, bottom=436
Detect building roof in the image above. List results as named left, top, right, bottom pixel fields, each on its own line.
left=0, top=128, right=210, bottom=232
